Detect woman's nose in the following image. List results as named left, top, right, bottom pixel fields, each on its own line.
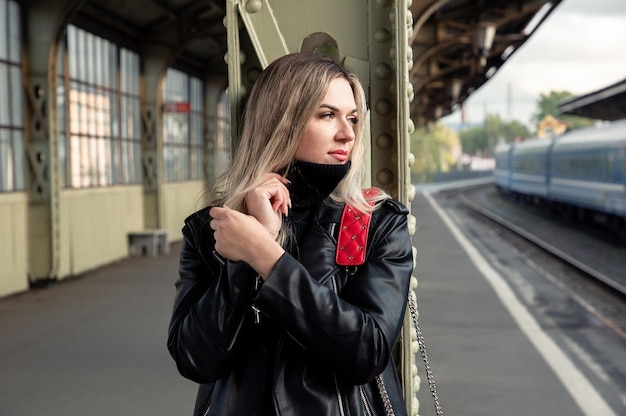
left=337, top=119, right=356, bottom=142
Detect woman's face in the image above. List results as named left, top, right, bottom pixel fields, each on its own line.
left=294, top=77, right=358, bottom=164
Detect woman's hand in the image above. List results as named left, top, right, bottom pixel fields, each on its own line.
left=209, top=205, right=285, bottom=279
left=244, top=173, right=291, bottom=239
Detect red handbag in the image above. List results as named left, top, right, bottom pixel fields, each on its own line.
left=335, top=188, right=444, bottom=416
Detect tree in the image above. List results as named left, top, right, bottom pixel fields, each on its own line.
left=532, top=90, right=595, bottom=131
left=532, top=90, right=572, bottom=125
left=410, top=123, right=460, bottom=182
left=459, top=113, right=530, bottom=156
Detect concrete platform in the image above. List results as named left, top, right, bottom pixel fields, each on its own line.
left=0, top=247, right=197, bottom=416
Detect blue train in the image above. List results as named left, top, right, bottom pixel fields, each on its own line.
left=494, top=119, right=626, bottom=227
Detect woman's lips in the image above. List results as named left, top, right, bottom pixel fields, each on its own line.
left=329, top=150, right=348, bottom=162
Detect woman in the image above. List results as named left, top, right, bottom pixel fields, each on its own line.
left=168, top=52, right=413, bottom=416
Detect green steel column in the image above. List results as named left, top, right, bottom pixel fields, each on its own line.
left=369, top=1, right=419, bottom=414
left=141, top=48, right=170, bottom=230
left=23, top=2, right=66, bottom=282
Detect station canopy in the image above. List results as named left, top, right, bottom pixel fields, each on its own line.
left=408, top=0, right=562, bottom=126
left=74, top=0, right=562, bottom=125
left=557, top=78, right=626, bottom=121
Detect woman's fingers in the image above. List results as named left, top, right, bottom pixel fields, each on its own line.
left=245, top=173, right=291, bottom=235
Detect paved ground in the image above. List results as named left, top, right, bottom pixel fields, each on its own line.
left=0, top=245, right=197, bottom=416
left=411, top=187, right=602, bottom=416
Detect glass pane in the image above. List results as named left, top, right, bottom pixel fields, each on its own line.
left=0, top=2, right=7, bottom=59
left=120, top=139, right=129, bottom=184
left=111, top=137, right=120, bottom=185
left=131, top=53, right=139, bottom=95
left=10, top=65, right=22, bottom=126
left=0, top=64, right=9, bottom=125
left=68, top=26, right=77, bottom=77
left=129, top=98, right=138, bottom=138
left=77, top=29, right=86, bottom=81
left=181, top=146, right=189, bottom=180
left=8, top=0, right=20, bottom=62
left=108, top=42, right=117, bottom=88
left=120, top=49, right=127, bottom=93
left=110, top=91, right=119, bottom=139
left=87, top=84, right=95, bottom=138
left=94, top=37, right=103, bottom=86
left=58, top=130, right=67, bottom=188
left=86, top=32, right=94, bottom=85
left=99, top=137, right=110, bottom=186
left=120, top=96, right=127, bottom=138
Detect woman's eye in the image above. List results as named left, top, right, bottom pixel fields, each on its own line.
left=320, top=112, right=334, bottom=119
left=349, top=117, right=359, bottom=125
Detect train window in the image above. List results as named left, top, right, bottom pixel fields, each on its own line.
left=554, top=153, right=614, bottom=182
left=0, top=0, right=24, bottom=192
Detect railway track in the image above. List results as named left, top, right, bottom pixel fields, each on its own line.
left=432, top=182, right=626, bottom=340
left=460, top=187, right=626, bottom=298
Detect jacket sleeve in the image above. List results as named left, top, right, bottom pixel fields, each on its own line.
left=253, top=201, right=413, bottom=385
left=167, top=209, right=259, bottom=383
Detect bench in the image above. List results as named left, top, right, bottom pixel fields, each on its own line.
left=128, top=230, right=169, bottom=257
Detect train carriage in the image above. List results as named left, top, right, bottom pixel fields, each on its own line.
left=549, top=120, right=626, bottom=219
left=494, top=142, right=514, bottom=192
left=510, top=137, right=555, bottom=200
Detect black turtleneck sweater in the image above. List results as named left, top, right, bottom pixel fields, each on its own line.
left=285, top=160, right=351, bottom=247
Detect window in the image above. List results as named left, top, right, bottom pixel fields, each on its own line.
left=0, top=0, right=24, bottom=192
left=162, top=68, right=204, bottom=181
left=59, top=25, right=141, bottom=188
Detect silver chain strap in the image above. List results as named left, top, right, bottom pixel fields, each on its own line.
left=375, top=374, right=395, bottom=416
left=408, top=290, right=444, bottom=416
left=375, top=290, right=444, bottom=416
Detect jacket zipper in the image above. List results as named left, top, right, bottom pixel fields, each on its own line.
left=225, top=313, right=245, bottom=352
left=226, top=276, right=263, bottom=351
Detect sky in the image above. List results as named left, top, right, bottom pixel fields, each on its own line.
left=441, top=0, right=626, bottom=129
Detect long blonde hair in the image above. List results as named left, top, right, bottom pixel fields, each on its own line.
left=214, top=53, right=387, bottom=237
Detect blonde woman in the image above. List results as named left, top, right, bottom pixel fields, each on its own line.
left=168, top=52, right=413, bottom=416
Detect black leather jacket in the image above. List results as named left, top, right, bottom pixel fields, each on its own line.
left=168, top=197, right=413, bottom=416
